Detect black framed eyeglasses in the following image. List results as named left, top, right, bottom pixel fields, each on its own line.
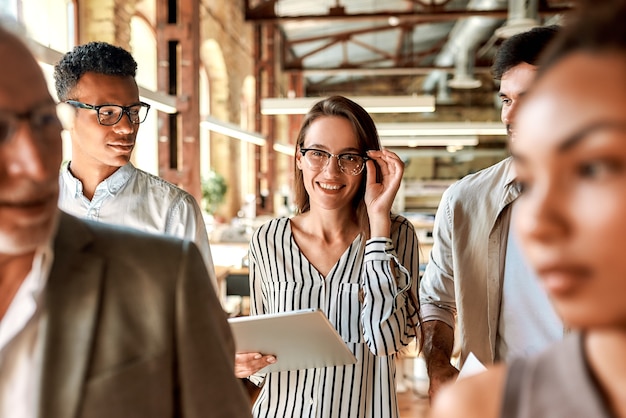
left=0, top=102, right=62, bottom=143
left=300, top=148, right=369, bottom=176
left=65, top=100, right=151, bottom=126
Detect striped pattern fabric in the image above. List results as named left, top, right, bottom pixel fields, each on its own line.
left=248, top=214, right=419, bottom=418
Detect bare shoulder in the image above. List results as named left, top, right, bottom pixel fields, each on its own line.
left=430, top=364, right=508, bottom=418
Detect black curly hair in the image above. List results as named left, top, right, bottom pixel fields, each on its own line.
left=53, top=41, right=137, bottom=101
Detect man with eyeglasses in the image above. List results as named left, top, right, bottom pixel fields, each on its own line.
left=54, top=42, right=217, bottom=290
left=419, top=26, right=563, bottom=400
left=0, top=24, right=250, bottom=417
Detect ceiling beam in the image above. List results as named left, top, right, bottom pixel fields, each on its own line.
left=286, top=23, right=401, bottom=45
left=286, top=66, right=493, bottom=76
left=244, top=6, right=573, bottom=23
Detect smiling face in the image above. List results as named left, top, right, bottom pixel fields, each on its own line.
left=512, top=52, right=626, bottom=330
left=499, top=62, right=537, bottom=139
left=68, top=72, right=141, bottom=180
left=0, top=33, right=63, bottom=255
left=296, top=116, right=364, bottom=212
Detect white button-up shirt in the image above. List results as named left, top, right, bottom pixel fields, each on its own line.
left=58, top=162, right=216, bottom=289
left=0, top=243, right=53, bottom=418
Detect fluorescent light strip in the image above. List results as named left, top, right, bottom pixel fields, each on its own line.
left=261, top=95, right=436, bottom=115
left=377, top=122, right=506, bottom=137
left=273, top=143, right=295, bottom=155
left=395, top=149, right=508, bottom=158
left=381, top=136, right=478, bottom=147
left=201, top=116, right=267, bottom=146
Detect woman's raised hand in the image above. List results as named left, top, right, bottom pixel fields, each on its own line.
left=363, top=149, right=404, bottom=236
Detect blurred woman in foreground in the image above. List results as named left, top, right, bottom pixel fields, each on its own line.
left=432, top=1, right=626, bottom=417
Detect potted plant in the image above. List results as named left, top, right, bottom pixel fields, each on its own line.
left=201, top=169, right=228, bottom=216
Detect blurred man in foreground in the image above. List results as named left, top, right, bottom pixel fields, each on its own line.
left=0, top=24, right=249, bottom=418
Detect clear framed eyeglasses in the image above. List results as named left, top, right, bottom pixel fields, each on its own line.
left=299, top=148, right=369, bottom=176
left=65, top=100, right=150, bottom=126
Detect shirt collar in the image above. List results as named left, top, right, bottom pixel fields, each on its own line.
left=62, top=161, right=83, bottom=198
left=502, top=157, right=523, bottom=206
left=103, top=163, right=134, bottom=195
left=63, top=162, right=135, bottom=197
left=0, top=229, right=56, bottom=349
left=503, top=156, right=517, bottom=188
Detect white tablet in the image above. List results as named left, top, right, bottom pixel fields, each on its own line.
left=228, top=309, right=357, bottom=373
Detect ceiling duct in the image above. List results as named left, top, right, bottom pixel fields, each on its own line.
left=423, top=0, right=506, bottom=91
left=495, top=0, right=539, bottom=38
left=448, top=46, right=482, bottom=89
left=436, top=71, right=454, bottom=104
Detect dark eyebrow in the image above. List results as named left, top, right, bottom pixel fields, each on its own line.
left=0, top=99, right=57, bottom=116
left=305, top=144, right=361, bottom=154
left=558, top=121, right=626, bottom=152
left=304, top=144, right=328, bottom=150
left=498, top=91, right=528, bottom=100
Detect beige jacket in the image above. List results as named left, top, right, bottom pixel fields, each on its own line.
left=37, top=212, right=250, bottom=418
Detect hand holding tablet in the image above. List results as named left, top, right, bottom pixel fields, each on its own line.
left=229, top=309, right=357, bottom=373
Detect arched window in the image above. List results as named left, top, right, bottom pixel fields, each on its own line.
left=19, top=0, right=75, bottom=50
left=9, top=0, right=77, bottom=162
left=130, top=12, right=158, bottom=175
left=199, top=66, right=211, bottom=180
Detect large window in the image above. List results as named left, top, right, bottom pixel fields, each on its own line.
left=16, top=0, right=74, bottom=51
left=130, top=14, right=159, bottom=175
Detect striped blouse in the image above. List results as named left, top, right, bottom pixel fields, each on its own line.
left=248, top=214, right=419, bottom=418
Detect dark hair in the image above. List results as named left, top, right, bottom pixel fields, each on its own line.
left=539, top=0, right=626, bottom=73
left=491, top=25, right=560, bottom=80
left=293, top=95, right=382, bottom=238
left=53, top=41, right=137, bottom=101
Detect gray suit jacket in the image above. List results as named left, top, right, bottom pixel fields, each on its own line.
left=37, top=212, right=250, bottom=418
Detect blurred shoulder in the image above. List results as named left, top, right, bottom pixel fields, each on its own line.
left=55, top=212, right=204, bottom=300
left=430, top=364, right=507, bottom=418
left=58, top=211, right=187, bottom=255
